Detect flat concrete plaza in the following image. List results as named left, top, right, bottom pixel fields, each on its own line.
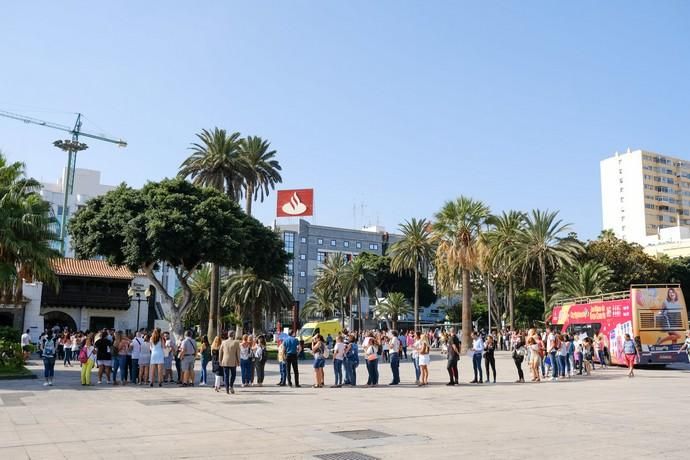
left=1, top=351, right=689, bottom=459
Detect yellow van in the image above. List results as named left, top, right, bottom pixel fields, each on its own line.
left=298, top=319, right=342, bottom=347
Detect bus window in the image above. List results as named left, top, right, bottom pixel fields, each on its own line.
left=567, top=323, right=601, bottom=338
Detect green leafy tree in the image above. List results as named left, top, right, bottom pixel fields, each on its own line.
left=517, top=209, right=583, bottom=314
left=433, top=196, right=492, bottom=350
left=0, top=153, right=58, bottom=302
left=374, top=292, right=412, bottom=331
left=313, top=252, right=348, bottom=327
left=389, top=218, right=435, bottom=331
left=550, top=260, right=613, bottom=308
left=339, top=256, right=376, bottom=331
left=514, top=288, right=545, bottom=328
left=238, top=136, right=282, bottom=216
left=663, top=255, right=690, bottom=303
left=69, top=178, right=285, bottom=338
left=174, top=264, right=213, bottom=335
left=178, top=128, right=244, bottom=336
left=300, top=286, right=337, bottom=321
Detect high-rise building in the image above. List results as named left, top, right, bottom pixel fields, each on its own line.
left=600, top=149, right=690, bottom=245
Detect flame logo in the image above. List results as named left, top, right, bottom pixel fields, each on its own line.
left=281, top=192, right=308, bottom=215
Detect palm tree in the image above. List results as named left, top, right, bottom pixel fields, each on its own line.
left=389, top=218, right=435, bottom=331
left=433, top=196, right=492, bottom=351
left=339, top=256, right=376, bottom=332
left=517, top=209, right=584, bottom=313
left=0, top=153, right=59, bottom=302
left=313, top=252, right=348, bottom=327
left=222, top=270, right=293, bottom=334
left=238, top=136, right=282, bottom=216
left=550, top=260, right=613, bottom=306
left=178, top=128, right=244, bottom=336
left=484, top=210, right=525, bottom=328
left=300, top=287, right=337, bottom=320
left=374, top=292, right=412, bottom=331
left=174, top=265, right=212, bottom=335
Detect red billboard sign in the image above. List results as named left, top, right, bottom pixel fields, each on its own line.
left=276, top=189, right=314, bottom=217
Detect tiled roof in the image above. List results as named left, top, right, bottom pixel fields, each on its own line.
left=51, top=258, right=135, bottom=280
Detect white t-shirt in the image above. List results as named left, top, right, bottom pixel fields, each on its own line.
left=131, top=336, right=143, bottom=359
left=390, top=337, right=400, bottom=353
left=472, top=338, right=484, bottom=353
left=333, top=342, right=346, bottom=360
left=362, top=337, right=371, bottom=348
left=21, top=333, right=31, bottom=347
left=546, top=333, right=555, bottom=351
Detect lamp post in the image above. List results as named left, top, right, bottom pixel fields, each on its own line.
left=128, top=286, right=152, bottom=331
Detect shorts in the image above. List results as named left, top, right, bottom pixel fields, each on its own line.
left=182, top=356, right=195, bottom=372
left=22, top=345, right=32, bottom=352
left=164, top=355, right=173, bottom=369
left=97, top=360, right=112, bottom=367
left=313, top=358, right=325, bottom=369
left=419, top=354, right=430, bottom=366
left=624, top=353, right=636, bottom=367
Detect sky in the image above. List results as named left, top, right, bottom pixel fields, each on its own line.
left=2, top=1, right=690, bottom=240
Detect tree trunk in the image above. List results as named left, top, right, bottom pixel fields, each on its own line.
left=413, top=265, right=420, bottom=332
left=246, top=184, right=254, bottom=216
left=235, top=304, right=243, bottom=337
left=252, top=303, right=262, bottom=334
left=208, top=263, right=219, bottom=338
left=392, top=317, right=397, bottom=332
left=461, top=268, right=472, bottom=352
left=508, top=278, right=515, bottom=329
left=539, top=255, right=548, bottom=313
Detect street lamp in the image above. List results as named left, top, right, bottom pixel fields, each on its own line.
left=128, top=286, right=152, bottom=331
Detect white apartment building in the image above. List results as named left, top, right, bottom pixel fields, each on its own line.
left=600, top=149, right=690, bottom=245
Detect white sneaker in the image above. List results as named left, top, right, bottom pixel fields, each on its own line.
left=43, top=382, right=49, bottom=386
left=199, top=383, right=206, bottom=386
left=48, top=382, right=53, bottom=386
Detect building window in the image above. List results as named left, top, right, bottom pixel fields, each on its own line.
left=317, top=252, right=327, bottom=263
left=369, top=243, right=379, bottom=250
left=300, top=237, right=307, bottom=244
left=343, top=241, right=350, bottom=248
left=299, top=271, right=306, bottom=277
left=317, top=238, right=323, bottom=245
left=356, top=242, right=362, bottom=249
left=330, top=240, right=336, bottom=247
left=283, top=232, right=295, bottom=255
left=299, top=254, right=306, bottom=260
left=286, top=260, right=294, bottom=277
left=298, top=288, right=306, bottom=294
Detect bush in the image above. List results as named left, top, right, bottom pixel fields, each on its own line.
left=0, top=340, right=24, bottom=369
left=0, top=326, right=20, bottom=343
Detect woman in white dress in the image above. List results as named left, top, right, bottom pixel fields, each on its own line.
left=149, top=328, right=165, bottom=387
left=418, top=336, right=430, bottom=386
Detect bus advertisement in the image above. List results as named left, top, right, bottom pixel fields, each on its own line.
left=551, top=285, right=689, bottom=366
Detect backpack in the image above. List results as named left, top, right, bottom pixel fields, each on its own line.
left=43, top=338, right=55, bottom=358
left=78, top=347, right=89, bottom=364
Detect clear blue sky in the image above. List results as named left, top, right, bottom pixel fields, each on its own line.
left=2, top=1, right=690, bottom=240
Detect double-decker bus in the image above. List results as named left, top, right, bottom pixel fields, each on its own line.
left=551, top=284, right=689, bottom=365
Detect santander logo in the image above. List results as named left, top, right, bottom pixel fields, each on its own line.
left=276, top=189, right=313, bottom=217
left=281, top=192, right=307, bottom=215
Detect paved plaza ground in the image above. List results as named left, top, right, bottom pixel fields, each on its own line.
left=1, top=351, right=689, bottom=459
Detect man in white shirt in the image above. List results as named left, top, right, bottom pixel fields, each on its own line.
left=130, top=331, right=143, bottom=384
left=21, top=329, right=32, bottom=360
left=470, top=331, right=484, bottom=384
left=546, top=327, right=559, bottom=380
left=389, top=331, right=401, bottom=385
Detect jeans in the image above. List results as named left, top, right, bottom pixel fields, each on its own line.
left=447, top=357, right=459, bottom=384
left=200, top=356, right=210, bottom=384
left=240, top=359, right=252, bottom=385
left=514, top=357, right=524, bottom=380
left=598, top=350, right=607, bottom=367
left=130, top=358, right=139, bottom=383
left=255, top=359, right=265, bottom=384
left=43, top=357, right=56, bottom=378
left=286, top=353, right=299, bottom=386
left=558, top=355, right=567, bottom=377
left=175, top=356, right=182, bottom=382
left=550, top=351, right=559, bottom=378
left=412, top=356, right=421, bottom=382
left=390, top=352, right=400, bottom=384
left=112, top=354, right=120, bottom=379
left=485, top=354, right=496, bottom=382
left=366, top=359, right=379, bottom=385
left=279, top=362, right=286, bottom=385
left=63, top=348, right=72, bottom=366
left=333, top=358, right=343, bottom=386
left=401, top=346, right=407, bottom=359
left=472, top=352, right=483, bottom=382
left=117, top=355, right=127, bottom=382
left=344, top=360, right=357, bottom=386
left=222, top=366, right=237, bottom=392
left=540, top=355, right=545, bottom=377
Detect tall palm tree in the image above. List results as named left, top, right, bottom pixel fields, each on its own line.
left=0, top=153, right=58, bottom=302
left=178, top=128, right=244, bottom=336
left=300, top=286, right=337, bottom=320
left=238, top=136, right=282, bottom=216
left=222, top=270, right=294, bottom=334
left=389, top=218, right=435, bottom=331
left=313, top=252, right=348, bottom=327
left=484, top=210, right=525, bottom=328
left=550, top=260, right=612, bottom=305
left=339, top=256, right=376, bottom=332
left=433, top=196, right=492, bottom=351
left=374, top=292, right=412, bottom=331
left=174, top=265, right=213, bottom=335
left=517, top=209, right=584, bottom=313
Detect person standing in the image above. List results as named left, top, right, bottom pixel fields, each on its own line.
left=179, top=330, right=197, bottom=387
left=512, top=339, right=526, bottom=383
left=21, top=329, right=31, bottom=361
left=546, top=327, right=559, bottom=381
left=446, top=328, right=460, bottom=386
left=283, top=329, right=301, bottom=388
left=163, top=331, right=174, bottom=383
left=623, top=333, right=639, bottom=377
left=312, top=334, right=326, bottom=388
left=277, top=340, right=287, bottom=386
left=80, top=336, right=96, bottom=385
left=389, top=330, right=401, bottom=385
left=41, top=331, right=57, bottom=386
left=470, top=331, right=484, bottom=384
left=332, top=335, right=345, bottom=387
left=344, top=334, right=359, bottom=386
left=198, top=336, right=211, bottom=386
left=62, top=332, right=72, bottom=367
left=149, top=328, right=165, bottom=387
left=254, top=336, right=267, bottom=387
left=418, top=335, right=430, bottom=386
left=115, top=331, right=130, bottom=386
left=219, top=331, right=241, bottom=394
left=365, top=334, right=379, bottom=387
left=210, top=335, right=223, bottom=392
left=130, top=331, right=142, bottom=384
left=412, top=331, right=422, bottom=385
left=239, top=335, right=252, bottom=387
left=138, top=334, right=151, bottom=385
left=484, top=334, right=496, bottom=384
left=94, top=330, right=112, bottom=384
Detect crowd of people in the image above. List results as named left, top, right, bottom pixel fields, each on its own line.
left=34, top=324, right=690, bottom=390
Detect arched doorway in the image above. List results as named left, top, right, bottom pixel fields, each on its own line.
left=43, top=311, right=77, bottom=332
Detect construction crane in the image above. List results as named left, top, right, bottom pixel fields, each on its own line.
left=0, top=109, right=127, bottom=255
